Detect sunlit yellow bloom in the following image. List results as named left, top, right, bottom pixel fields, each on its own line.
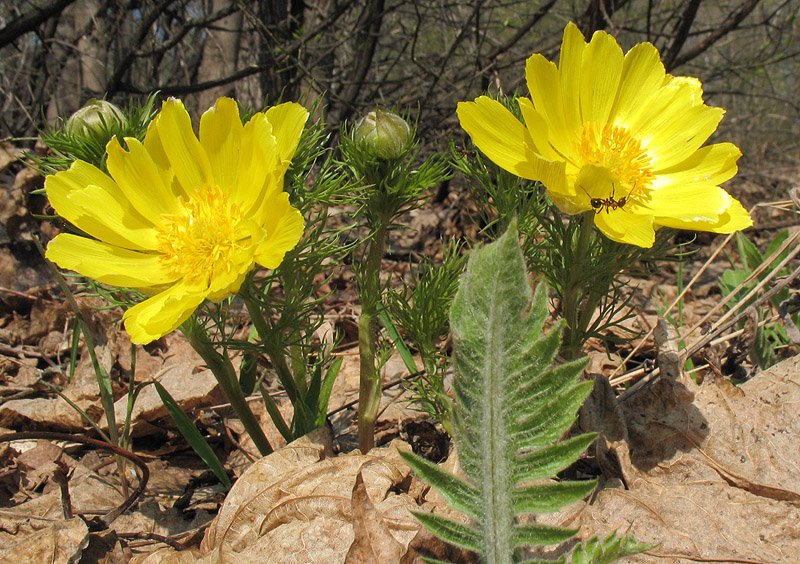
left=457, top=23, right=752, bottom=247
left=46, top=97, right=307, bottom=344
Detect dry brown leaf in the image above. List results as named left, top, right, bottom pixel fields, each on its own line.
left=344, top=470, right=406, bottom=563
left=130, top=547, right=203, bottom=564
left=0, top=393, right=99, bottom=432
left=111, top=359, right=224, bottom=437
left=143, top=428, right=422, bottom=564
left=0, top=142, right=24, bottom=172
left=207, top=430, right=417, bottom=563
left=7, top=454, right=125, bottom=528
left=0, top=517, right=88, bottom=564
left=82, top=529, right=130, bottom=564
left=566, top=354, right=800, bottom=563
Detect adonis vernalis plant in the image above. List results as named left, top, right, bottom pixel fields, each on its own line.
left=458, top=22, right=752, bottom=248
left=457, top=22, right=753, bottom=360
left=43, top=96, right=312, bottom=457
left=45, top=97, right=306, bottom=344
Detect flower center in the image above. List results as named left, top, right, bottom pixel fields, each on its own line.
left=156, top=185, right=245, bottom=285
left=576, top=122, right=655, bottom=197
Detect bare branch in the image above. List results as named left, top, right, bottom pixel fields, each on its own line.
left=669, top=0, right=762, bottom=70
left=662, top=0, right=702, bottom=70
left=0, top=0, right=76, bottom=49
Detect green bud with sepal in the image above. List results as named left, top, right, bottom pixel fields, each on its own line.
left=353, top=108, right=412, bottom=160
left=65, top=99, right=127, bottom=146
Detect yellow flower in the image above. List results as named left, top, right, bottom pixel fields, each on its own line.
left=457, top=23, right=752, bottom=247
left=45, top=97, right=307, bottom=344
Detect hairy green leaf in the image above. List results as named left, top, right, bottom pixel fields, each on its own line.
left=411, top=511, right=483, bottom=552
left=511, top=481, right=597, bottom=514
left=401, top=222, right=598, bottom=564
left=402, top=450, right=481, bottom=518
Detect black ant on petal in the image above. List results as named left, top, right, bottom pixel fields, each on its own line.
left=578, top=182, right=634, bottom=214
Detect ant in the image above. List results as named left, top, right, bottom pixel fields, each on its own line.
left=578, top=182, right=634, bottom=214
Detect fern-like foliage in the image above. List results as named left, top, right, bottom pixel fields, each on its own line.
left=400, top=222, right=599, bottom=564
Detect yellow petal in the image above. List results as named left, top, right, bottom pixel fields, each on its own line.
left=646, top=103, right=724, bottom=170
left=234, top=112, right=278, bottom=214
left=647, top=183, right=729, bottom=217
left=652, top=185, right=752, bottom=232
left=46, top=233, right=175, bottom=288
left=709, top=197, right=754, bottom=233
left=609, top=42, right=666, bottom=127
left=516, top=97, right=558, bottom=160
left=206, top=223, right=259, bottom=297
left=656, top=142, right=740, bottom=186
left=558, top=22, right=587, bottom=135
left=152, top=98, right=213, bottom=195
left=123, top=283, right=206, bottom=344
left=143, top=116, right=184, bottom=200
left=254, top=192, right=305, bottom=269
left=106, top=136, right=179, bottom=223
left=264, top=102, right=308, bottom=167
left=547, top=191, right=588, bottom=216
left=207, top=270, right=249, bottom=302
left=573, top=164, right=618, bottom=211
left=199, top=97, right=243, bottom=191
left=45, top=162, right=158, bottom=251
left=457, top=97, right=567, bottom=193
left=526, top=55, right=577, bottom=161
left=458, top=97, right=530, bottom=173
left=580, top=29, right=623, bottom=125
left=594, top=208, right=656, bottom=248
left=630, top=76, right=706, bottom=149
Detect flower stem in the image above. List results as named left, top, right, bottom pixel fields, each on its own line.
left=358, top=221, right=389, bottom=453
left=241, top=289, right=300, bottom=405
left=561, top=212, right=596, bottom=361
left=183, top=321, right=273, bottom=456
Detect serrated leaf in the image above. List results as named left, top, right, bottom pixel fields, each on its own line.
left=407, top=222, right=596, bottom=564
left=400, top=450, right=481, bottom=518
left=511, top=480, right=597, bottom=514
left=510, top=523, right=578, bottom=546
left=511, top=434, right=598, bottom=483
left=411, top=512, right=482, bottom=553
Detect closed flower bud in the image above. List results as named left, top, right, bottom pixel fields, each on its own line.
left=66, top=99, right=126, bottom=144
left=354, top=109, right=411, bottom=159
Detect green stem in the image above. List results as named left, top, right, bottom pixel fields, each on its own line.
left=183, top=321, right=273, bottom=456
left=241, top=288, right=300, bottom=405
left=561, top=212, right=596, bottom=361
left=358, top=220, right=389, bottom=453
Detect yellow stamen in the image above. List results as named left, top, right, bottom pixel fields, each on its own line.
left=156, top=185, right=245, bottom=285
left=577, top=122, right=655, bottom=197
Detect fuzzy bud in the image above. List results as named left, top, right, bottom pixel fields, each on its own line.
left=353, top=109, right=411, bottom=159
left=66, top=99, right=126, bottom=144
